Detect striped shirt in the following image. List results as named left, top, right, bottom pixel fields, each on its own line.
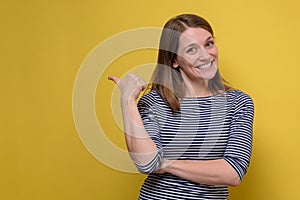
left=135, top=90, right=254, bottom=200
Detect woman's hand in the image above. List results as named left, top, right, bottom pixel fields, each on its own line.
left=108, top=73, right=147, bottom=103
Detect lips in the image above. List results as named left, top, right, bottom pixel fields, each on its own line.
left=195, top=60, right=214, bottom=69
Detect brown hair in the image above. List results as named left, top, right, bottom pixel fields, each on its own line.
left=150, top=14, right=231, bottom=113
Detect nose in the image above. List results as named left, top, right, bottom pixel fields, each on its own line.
left=197, top=46, right=210, bottom=60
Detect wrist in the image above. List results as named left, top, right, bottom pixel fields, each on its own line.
left=160, top=159, right=174, bottom=173
left=121, top=96, right=136, bottom=107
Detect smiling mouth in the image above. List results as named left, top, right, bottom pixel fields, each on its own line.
left=195, top=60, right=214, bottom=69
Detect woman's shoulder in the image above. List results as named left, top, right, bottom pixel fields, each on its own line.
left=226, top=90, right=253, bottom=102
left=226, top=90, right=253, bottom=106
left=137, top=90, right=164, bottom=107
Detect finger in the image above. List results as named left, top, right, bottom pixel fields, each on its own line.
left=108, top=75, right=120, bottom=84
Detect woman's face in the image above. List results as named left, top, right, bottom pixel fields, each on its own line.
left=175, top=27, right=218, bottom=82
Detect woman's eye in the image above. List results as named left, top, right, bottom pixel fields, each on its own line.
left=206, top=41, right=215, bottom=47
left=186, top=47, right=197, bottom=54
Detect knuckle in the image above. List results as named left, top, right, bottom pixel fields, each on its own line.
left=127, top=73, right=134, bottom=78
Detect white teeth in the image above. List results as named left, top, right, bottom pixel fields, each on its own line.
left=195, top=61, right=212, bottom=69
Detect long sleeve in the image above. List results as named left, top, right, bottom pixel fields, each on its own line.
left=223, top=92, right=254, bottom=180
left=134, top=93, right=164, bottom=174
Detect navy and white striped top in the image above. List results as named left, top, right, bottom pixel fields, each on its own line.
left=135, top=90, right=254, bottom=200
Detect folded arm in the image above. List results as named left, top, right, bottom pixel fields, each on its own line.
left=157, top=92, right=254, bottom=187
left=157, top=159, right=241, bottom=186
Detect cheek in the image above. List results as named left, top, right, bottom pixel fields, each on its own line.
left=177, top=55, right=197, bottom=67
left=176, top=56, right=188, bottom=67
left=210, top=47, right=218, bottom=58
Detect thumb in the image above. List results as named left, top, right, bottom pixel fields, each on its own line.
left=108, top=75, right=120, bottom=85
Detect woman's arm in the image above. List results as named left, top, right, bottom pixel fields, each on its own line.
left=120, top=97, right=158, bottom=165
left=108, top=74, right=160, bottom=169
left=157, top=159, right=240, bottom=186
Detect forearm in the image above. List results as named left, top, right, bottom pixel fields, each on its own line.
left=162, top=159, right=241, bottom=186
left=121, top=98, right=158, bottom=165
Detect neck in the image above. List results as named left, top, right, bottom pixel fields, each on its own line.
left=183, top=78, right=211, bottom=97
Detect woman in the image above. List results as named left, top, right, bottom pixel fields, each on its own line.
left=109, top=14, right=254, bottom=200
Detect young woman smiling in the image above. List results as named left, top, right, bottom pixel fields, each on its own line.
left=109, top=14, right=254, bottom=200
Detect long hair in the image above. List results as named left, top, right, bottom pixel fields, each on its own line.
left=150, top=14, right=231, bottom=114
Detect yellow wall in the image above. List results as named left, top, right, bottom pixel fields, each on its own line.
left=1, top=0, right=300, bottom=199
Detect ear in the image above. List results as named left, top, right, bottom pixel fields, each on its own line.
left=172, top=60, right=179, bottom=68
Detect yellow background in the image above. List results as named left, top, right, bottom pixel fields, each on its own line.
left=1, top=0, right=300, bottom=199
